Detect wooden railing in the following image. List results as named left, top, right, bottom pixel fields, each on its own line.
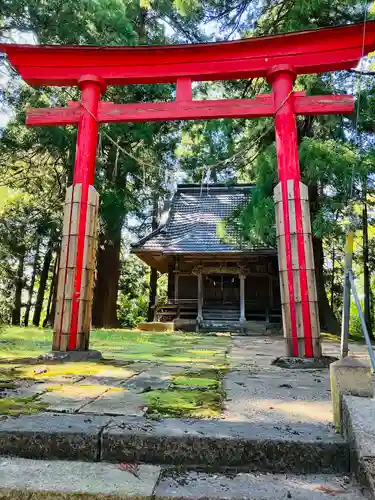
left=154, top=298, right=281, bottom=323
left=155, top=299, right=198, bottom=321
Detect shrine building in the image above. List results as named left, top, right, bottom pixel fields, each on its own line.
left=132, top=183, right=281, bottom=332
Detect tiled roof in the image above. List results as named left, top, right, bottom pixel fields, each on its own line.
left=133, top=184, right=269, bottom=254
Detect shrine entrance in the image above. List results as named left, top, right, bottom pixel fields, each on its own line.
left=204, top=275, right=240, bottom=306
left=2, top=21, right=375, bottom=358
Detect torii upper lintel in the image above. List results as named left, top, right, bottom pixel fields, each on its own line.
left=1, top=21, right=375, bottom=86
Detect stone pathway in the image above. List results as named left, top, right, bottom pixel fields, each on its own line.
left=0, top=456, right=367, bottom=499
left=222, top=336, right=373, bottom=426
left=2, top=334, right=373, bottom=426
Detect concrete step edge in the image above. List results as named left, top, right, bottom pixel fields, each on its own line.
left=0, top=457, right=366, bottom=500
left=0, top=413, right=349, bottom=473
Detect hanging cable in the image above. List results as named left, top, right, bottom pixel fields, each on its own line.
left=349, top=1, right=368, bottom=201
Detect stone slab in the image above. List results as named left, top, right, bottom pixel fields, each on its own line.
left=11, top=382, right=59, bottom=398
left=2, top=377, right=86, bottom=400
left=80, top=367, right=137, bottom=387
left=330, top=357, right=373, bottom=432
left=0, top=413, right=111, bottom=461
left=272, top=356, right=338, bottom=369
left=101, top=416, right=349, bottom=473
left=39, top=350, right=102, bottom=361
left=122, top=372, right=172, bottom=393
left=358, top=457, right=375, bottom=497
left=0, top=456, right=161, bottom=499
left=223, top=369, right=333, bottom=425
left=342, top=395, right=375, bottom=461
left=79, top=388, right=147, bottom=416
left=36, top=384, right=109, bottom=412
left=155, top=470, right=365, bottom=500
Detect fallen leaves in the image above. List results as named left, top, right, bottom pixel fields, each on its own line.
left=119, top=463, right=140, bottom=479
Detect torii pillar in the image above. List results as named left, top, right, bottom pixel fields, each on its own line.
left=53, top=76, right=106, bottom=352
left=268, top=65, right=320, bottom=357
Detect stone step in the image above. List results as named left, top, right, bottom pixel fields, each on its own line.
left=203, top=317, right=240, bottom=322
left=202, top=312, right=239, bottom=317
left=0, top=456, right=366, bottom=500
left=0, top=413, right=349, bottom=473
left=200, top=320, right=267, bottom=333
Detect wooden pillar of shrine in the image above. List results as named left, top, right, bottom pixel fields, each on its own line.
left=197, top=273, right=203, bottom=324
left=239, top=273, right=246, bottom=323
left=268, top=65, right=321, bottom=358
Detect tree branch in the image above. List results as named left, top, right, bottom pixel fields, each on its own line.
left=347, top=69, right=375, bottom=76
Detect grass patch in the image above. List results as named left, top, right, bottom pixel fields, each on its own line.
left=145, top=389, right=222, bottom=418
left=17, top=362, right=133, bottom=380
left=321, top=331, right=372, bottom=344
left=0, top=326, right=229, bottom=368
left=147, top=368, right=227, bottom=418
left=0, top=327, right=229, bottom=420
left=0, top=381, right=17, bottom=390
left=46, top=384, right=118, bottom=395
left=0, top=367, right=19, bottom=381
left=0, top=396, right=47, bottom=416
left=172, top=375, right=218, bottom=388
left=172, top=369, right=225, bottom=389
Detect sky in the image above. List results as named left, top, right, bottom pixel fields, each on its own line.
left=0, top=30, right=37, bottom=129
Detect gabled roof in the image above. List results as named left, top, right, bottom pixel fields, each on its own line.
left=132, top=183, right=272, bottom=255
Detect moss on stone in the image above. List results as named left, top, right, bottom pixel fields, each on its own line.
left=0, top=396, right=47, bottom=416
left=145, top=388, right=222, bottom=418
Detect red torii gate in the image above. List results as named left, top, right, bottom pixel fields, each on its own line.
left=2, top=22, right=375, bottom=358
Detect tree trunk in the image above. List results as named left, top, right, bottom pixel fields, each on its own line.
left=33, top=243, right=53, bottom=327
left=313, top=236, right=340, bottom=334
left=308, top=183, right=340, bottom=334
left=330, top=246, right=335, bottom=310
left=148, top=268, right=158, bottom=322
left=362, top=186, right=374, bottom=339
left=92, top=227, right=121, bottom=328
left=43, top=250, right=59, bottom=327
left=147, top=198, right=159, bottom=322
left=11, top=247, right=25, bottom=326
left=24, top=239, right=40, bottom=326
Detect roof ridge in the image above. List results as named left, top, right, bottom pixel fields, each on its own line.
left=176, top=183, right=255, bottom=190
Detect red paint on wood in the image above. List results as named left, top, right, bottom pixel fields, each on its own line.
left=26, top=94, right=354, bottom=127
left=69, top=77, right=103, bottom=350
left=293, top=181, right=313, bottom=357
left=58, top=186, right=75, bottom=348
left=269, top=67, right=301, bottom=356
left=268, top=67, right=301, bottom=183
left=176, top=78, right=192, bottom=101
left=294, top=95, right=354, bottom=115
left=281, top=181, right=299, bottom=357
left=2, top=22, right=375, bottom=86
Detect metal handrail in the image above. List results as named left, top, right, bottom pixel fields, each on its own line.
left=340, top=229, right=375, bottom=371
left=347, top=270, right=375, bottom=371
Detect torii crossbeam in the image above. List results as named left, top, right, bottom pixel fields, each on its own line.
left=2, top=21, right=375, bottom=358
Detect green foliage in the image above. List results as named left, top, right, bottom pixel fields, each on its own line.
left=173, top=0, right=201, bottom=17
left=117, top=254, right=149, bottom=327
